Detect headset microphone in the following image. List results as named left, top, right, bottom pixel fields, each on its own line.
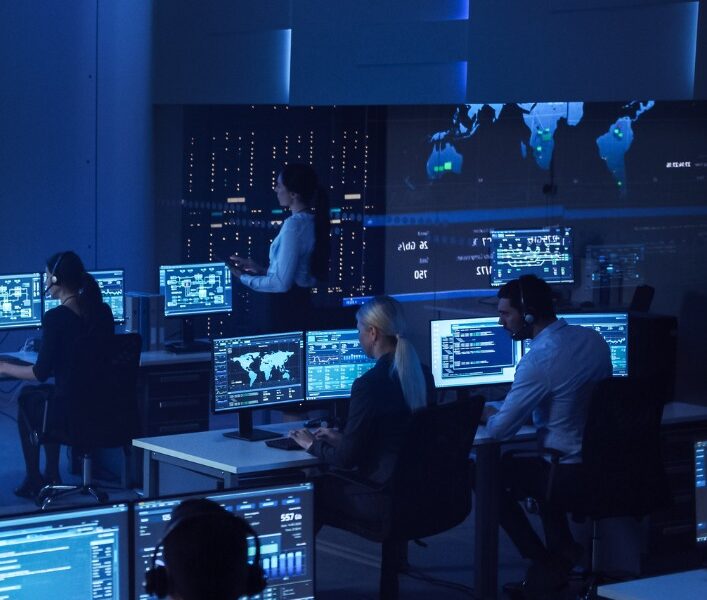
left=44, top=253, right=65, bottom=296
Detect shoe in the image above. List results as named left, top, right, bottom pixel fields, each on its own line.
left=13, top=477, right=44, bottom=500
left=42, top=473, right=63, bottom=487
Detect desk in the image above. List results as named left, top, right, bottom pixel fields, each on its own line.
left=133, top=401, right=707, bottom=599
left=597, top=569, right=707, bottom=600
left=134, top=422, right=319, bottom=497
left=136, top=350, right=211, bottom=435
left=0, top=349, right=214, bottom=435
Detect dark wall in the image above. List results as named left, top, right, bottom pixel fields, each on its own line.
left=0, top=1, right=153, bottom=351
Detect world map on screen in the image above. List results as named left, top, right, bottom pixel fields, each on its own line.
left=427, top=101, right=655, bottom=195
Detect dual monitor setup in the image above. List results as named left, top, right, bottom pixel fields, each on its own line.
left=0, top=481, right=315, bottom=600
left=0, top=269, right=126, bottom=330
left=213, top=312, right=628, bottom=441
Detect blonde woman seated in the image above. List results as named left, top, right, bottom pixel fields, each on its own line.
left=290, top=295, right=435, bottom=527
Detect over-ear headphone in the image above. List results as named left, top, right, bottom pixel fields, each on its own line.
left=512, top=277, right=535, bottom=341
left=143, top=511, right=267, bottom=599
left=44, top=252, right=65, bottom=295
left=519, top=278, right=535, bottom=326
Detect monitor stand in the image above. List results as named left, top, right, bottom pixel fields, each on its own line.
left=223, top=409, right=281, bottom=442
left=165, top=317, right=212, bottom=354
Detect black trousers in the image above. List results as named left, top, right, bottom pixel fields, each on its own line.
left=17, top=385, right=60, bottom=483
left=496, top=453, right=584, bottom=564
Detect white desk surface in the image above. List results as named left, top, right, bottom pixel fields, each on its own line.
left=133, top=421, right=319, bottom=475
left=133, top=401, right=707, bottom=469
left=598, top=569, right=707, bottom=600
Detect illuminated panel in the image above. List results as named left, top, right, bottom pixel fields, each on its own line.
left=0, top=272, right=42, bottom=330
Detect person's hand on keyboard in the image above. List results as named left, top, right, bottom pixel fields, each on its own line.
left=288, top=428, right=315, bottom=451
left=313, top=427, right=343, bottom=447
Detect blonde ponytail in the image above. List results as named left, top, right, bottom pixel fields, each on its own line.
left=356, top=297, right=427, bottom=411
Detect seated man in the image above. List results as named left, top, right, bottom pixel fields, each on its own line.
left=482, top=275, right=612, bottom=597
left=145, top=498, right=266, bottom=600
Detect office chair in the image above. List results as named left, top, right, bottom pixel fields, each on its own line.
left=37, top=333, right=142, bottom=509
left=520, top=377, right=672, bottom=598
left=318, top=392, right=485, bottom=599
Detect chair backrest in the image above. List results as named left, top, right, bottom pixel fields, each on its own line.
left=57, top=333, right=141, bottom=449
left=387, top=392, right=485, bottom=540
left=581, top=377, right=671, bottom=518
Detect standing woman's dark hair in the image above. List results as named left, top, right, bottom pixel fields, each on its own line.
left=46, top=251, right=104, bottom=329
left=279, top=163, right=331, bottom=282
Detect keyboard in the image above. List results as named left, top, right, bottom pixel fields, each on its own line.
left=265, top=437, right=303, bottom=451
left=0, top=355, right=32, bottom=367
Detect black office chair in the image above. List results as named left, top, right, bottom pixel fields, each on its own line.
left=523, top=377, right=672, bottom=598
left=37, top=333, right=142, bottom=509
left=572, top=376, right=672, bottom=596
left=318, top=392, right=485, bottom=599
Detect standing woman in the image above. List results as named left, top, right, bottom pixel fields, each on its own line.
left=229, top=163, right=330, bottom=332
left=0, top=251, right=114, bottom=499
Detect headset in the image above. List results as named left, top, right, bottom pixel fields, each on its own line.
left=144, top=511, right=267, bottom=599
left=44, top=252, right=65, bottom=296
left=511, top=276, right=535, bottom=341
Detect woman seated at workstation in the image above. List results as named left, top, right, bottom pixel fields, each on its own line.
left=0, top=251, right=114, bottom=499
left=289, top=295, right=435, bottom=524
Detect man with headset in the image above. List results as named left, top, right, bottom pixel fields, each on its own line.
left=144, top=498, right=267, bottom=600
left=481, top=274, right=611, bottom=598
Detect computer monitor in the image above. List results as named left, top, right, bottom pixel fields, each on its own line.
left=490, top=226, right=574, bottom=286
left=213, top=331, right=305, bottom=440
left=305, top=329, right=376, bottom=400
left=430, top=317, right=523, bottom=388
left=0, top=503, right=130, bottom=599
left=159, top=262, right=233, bottom=352
left=44, top=269, right=125, bottom=323
left=0, top=272, right=43, bottom=330
left=133, top=483, right=315, bottom=600
left=697, top=440, right=707, bottom=546
left=522, top=313, right=629, bottom=377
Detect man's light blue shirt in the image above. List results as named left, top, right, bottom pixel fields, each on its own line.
left=485, top=318, right=612, bottom=463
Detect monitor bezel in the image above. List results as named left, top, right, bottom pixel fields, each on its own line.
left=429, top=316, right=523, bottom=389
left=0, top=271, right=44, bottom=331
left=304, top=327, right=376, bottom=401
left=695, top=439, right=707, bottom=546
left=489, top=226, right=575, bottom=287
left=211, top=330, right=306, bottom=415
left=159, top=262, right=233, bottom=318
left=0, top=501, right=131, bottom=596
left=133, top=482, right=316, bottom=600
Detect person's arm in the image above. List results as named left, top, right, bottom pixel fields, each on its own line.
left=306, top=376, right=374, bottom=468
left=239, top=219, right=303, bottom=293
left=485, top=357, right=548, bottom=440
left=0, top=362, right=37, bottom=380
left=30, top=310, right=61, bottom=383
